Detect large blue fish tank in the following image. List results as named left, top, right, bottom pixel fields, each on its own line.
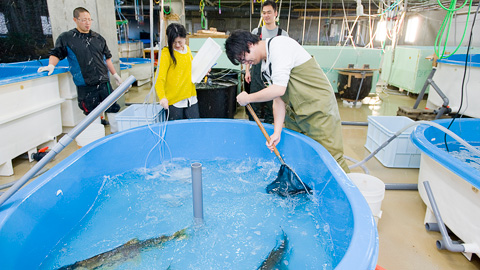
left=0, top=119, right=378, bottom=269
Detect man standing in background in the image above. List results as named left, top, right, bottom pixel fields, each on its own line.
left=244, top=0, right=288, bottom=124
left=38, top=7, right=122, bottom=117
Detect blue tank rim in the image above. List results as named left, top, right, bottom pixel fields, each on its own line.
left=410, top=118, right=480, bottom=189
left=437, top=54, right=480, bottom=68
left=0, top=119, right=378, bottom=270
left=119, top=57, right=151, bottom=64
left=0, top=59, right=70, bottom=86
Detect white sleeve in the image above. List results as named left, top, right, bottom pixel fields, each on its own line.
left=269, top=40, right=296, bottom=87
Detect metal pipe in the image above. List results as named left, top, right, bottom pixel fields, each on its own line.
left=428, top=79, right=451, bottom=119
left=341, top=121, right=368, bottom=126
left=413, top=67, right=450, bottom=119
left=0, top=181, right=16, bottom=190
left=425, top=222, right=440, bottom=232
left=413, top=62, right=436, bottom=109
left=149, top=0, right=154, bottom=77
left=192, top=162, right=204, bottom=225
left=0, top=76, right=136, bottom=207
left=423, top=181, right=464, bottom=253
left=385, top=183, right=418, bottom=190
left=353, top=71, right=366, bottom=107
left=0, top=168, right=49, bottom=190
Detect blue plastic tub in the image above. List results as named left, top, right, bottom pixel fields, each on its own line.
left=411, top=118, right=480, bottom=257
left=0, top=119, right=378, bottom=269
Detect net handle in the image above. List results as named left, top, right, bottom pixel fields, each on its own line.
left=246, top=104, right=286, bottom=165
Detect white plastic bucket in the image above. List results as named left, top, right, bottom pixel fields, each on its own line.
left=348, top=173, right=385, bottom=223
left=106, top=112, right=118, bottom=133
left=75, top=122, right=105, bottom=148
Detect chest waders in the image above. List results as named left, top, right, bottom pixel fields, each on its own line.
left=280, top=57, right=350, bottom=173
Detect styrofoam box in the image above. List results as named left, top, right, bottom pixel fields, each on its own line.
left=115, top=104, right=164, bottom=132
left=365, top=116, right=421, bottom=168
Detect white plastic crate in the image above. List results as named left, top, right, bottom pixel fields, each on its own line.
left=115, top=104, right=164, bottom=132
left=365, top=116, right=421, bottom=168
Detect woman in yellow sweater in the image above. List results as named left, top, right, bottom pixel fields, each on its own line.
left=155, top=23, right=199, bottom=120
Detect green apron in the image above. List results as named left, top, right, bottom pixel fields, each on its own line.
left=281, top=57, right=350, bottom=172
left=249, top=63, right=274, bottom=123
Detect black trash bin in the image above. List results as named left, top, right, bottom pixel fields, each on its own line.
left=209, top=68, right=240, bottom=114
left=337, top=68, right=374, bottom=101
left=196, top=79, right=238, bottom=118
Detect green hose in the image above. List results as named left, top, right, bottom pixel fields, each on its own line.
left=434, top=0, right=473, bottom=59
left=163, top=0, right=171, bottom=15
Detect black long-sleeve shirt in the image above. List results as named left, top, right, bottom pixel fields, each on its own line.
left=50, top=28, right=112, bottom=86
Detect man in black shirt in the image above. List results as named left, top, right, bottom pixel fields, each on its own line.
left=38, top=7, right=121, bottom=115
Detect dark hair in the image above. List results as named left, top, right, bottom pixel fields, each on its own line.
left=225, top=30, right=260, bottom=65
left=73, top=7, right=89, bottom=18
left=166, top=23, right=187, bottom=66
left=262, top=0, right=277, bottom=12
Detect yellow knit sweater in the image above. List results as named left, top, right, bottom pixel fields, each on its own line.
left=155, top=46, right=196, bottom=105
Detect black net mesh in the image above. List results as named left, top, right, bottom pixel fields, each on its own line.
left=266, top=164, right=312, bottom=197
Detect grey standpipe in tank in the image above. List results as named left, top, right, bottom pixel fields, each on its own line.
left=191, top=162, right=204, bottom=225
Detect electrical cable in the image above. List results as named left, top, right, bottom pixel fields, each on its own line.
left=277, top=0, right=283, bottom=26
left=302, top=0, right=307, bottom=45
left=317, top=0, right=322, bottom=45
left=444, top=2, right=479, bottom=152
left=380, top=0, right=404, bottom=14
left=250, top=0, right=252, bottom=31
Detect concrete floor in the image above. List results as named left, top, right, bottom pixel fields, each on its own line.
left=1, top=82, right=480, bottom=270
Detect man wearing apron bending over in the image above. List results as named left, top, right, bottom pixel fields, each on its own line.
left=225, top=30, right=350, bottom=173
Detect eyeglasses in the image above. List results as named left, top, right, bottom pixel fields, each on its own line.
left=238, top=53, right=248, bottom=64
left=78, top=18, right=93, bottom=23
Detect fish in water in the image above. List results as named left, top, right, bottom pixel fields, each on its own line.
left=258, top=230, right=289, bottom=270
left=57, top=228, right=188, bottom=270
